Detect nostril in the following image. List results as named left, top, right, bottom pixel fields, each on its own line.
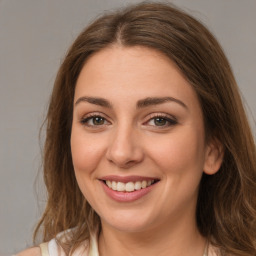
left=106, top=136, right=144, bottom=168
left=107, top=158, right=140, bottom=169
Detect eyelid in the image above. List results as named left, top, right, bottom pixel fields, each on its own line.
left=143, top=112, right=178, bottom=128
left=78, top=111, right=177, bottom=129
left=147, top=112, right=177, bottom=121
left=80, top=112, right=111, bottom=127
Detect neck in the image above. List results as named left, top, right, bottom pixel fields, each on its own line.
left=98, top=216, right=206, bottom=256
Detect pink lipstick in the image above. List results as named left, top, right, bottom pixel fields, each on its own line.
left=100, top=175, right=159, bottom=202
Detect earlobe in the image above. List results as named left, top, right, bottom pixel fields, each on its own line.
left=203, top=138, right=224, bottom=175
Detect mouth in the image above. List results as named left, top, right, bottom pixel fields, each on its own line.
left=102, top=179, right=159, bottom=192
left=99, top=176, right=160, bottom=202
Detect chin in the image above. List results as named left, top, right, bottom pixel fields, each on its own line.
left=100, top=210, right=157, bottom=233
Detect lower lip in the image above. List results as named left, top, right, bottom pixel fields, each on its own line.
left=101, top=182, right=156, bottom=202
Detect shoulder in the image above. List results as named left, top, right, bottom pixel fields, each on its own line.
left=16, top=247, right=41, bottom=256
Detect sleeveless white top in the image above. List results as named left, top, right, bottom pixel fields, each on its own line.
left=39, top=234, right=98, bottom=256
left=39, top=233, right=209, bottom=256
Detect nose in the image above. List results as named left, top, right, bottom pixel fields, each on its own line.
left=106, top=125, right=144, bottom=169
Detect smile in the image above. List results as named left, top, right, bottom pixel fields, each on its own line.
left=104, top=180, right=157, bottom=192
left=100, top=176, right=160, bottom=202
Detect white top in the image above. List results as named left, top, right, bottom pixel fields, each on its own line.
left=39, top=234, right=99, bottom=256
left=39, top=233, right=209, bottom=256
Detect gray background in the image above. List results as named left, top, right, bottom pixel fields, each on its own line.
left=0, top=0, right=255, bottom=254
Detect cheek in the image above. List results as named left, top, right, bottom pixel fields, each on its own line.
left=70, top=127, right=106, bottom=175
left=70, top=127, right=107, bottom=206
left=146, top=128, right=206, bottom=175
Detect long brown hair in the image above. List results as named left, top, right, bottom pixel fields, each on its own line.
left=34, top=2, right=256, bottom=255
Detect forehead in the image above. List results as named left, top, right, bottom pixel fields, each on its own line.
left=77, top=45, right=183, bottom=85
left=74, top=45, right=200, bottom=111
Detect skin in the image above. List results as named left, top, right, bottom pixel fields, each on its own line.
left=16, top=248, right=41, bottom=256
left=71, top=45, right=222, bottom=256
left=18, top=45, right=222, bottom=256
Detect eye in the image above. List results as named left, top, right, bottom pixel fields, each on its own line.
left=80, top=114, right=109, bottom=127
left=146, top=114, right=177, bottom=128
left=151, top=117, right=168, bottom=126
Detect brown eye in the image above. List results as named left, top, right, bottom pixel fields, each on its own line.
left=146, top=114, right=178, bottom=128
left=92, top=116, right=105, bottom=125
left=154, top=117, right=167, bottom=126
left=81, top=115, right=109, bottom=127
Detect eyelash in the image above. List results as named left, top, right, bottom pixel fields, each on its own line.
left=80, top=113, right=178, bottom=128
left=145, top=114, right=178, bottom=128
left=80, top=113, right=110, bottom=127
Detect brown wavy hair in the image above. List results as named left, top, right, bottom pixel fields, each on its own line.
left=34, top=2, right=256, bottom=255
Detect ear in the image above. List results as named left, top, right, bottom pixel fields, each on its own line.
left=203, top=138, right=224, bottom=175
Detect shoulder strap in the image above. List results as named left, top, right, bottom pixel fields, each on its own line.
left=203, top=241, right=209, bottom=256
left=39, top=243, right=49, bottom=256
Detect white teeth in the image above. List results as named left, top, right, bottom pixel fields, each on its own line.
left=112, top=181, right=117, bottom=191
left=147, top=180, right=153, bottom=186
left=125, top=182, right=135, bottom=192
left=105, top=180, right=156, bottom=192
left=116, top=182, right=125, bottom=191
left=141, top=180, right=147, bottom=188
left=134, top=181, right=142, bottom=190
left=106, top=180, right=112, bottom=188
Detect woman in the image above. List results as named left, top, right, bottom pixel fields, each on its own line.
left=18, top=2, right=256, bottom=256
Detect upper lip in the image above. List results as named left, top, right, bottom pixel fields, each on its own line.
left=99, top=175, right=160, bottom=183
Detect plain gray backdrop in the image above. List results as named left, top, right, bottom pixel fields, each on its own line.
left=0, top=0, right=255, bottom=254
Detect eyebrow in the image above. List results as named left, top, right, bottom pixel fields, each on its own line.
left=75, top=96, right=187, bottom=109
left=75, top=96, right=112, bottom=108
left=137, top=97, right=187, bottom=109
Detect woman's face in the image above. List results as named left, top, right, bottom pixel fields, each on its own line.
left=71, top=46, right=219, bottom=233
